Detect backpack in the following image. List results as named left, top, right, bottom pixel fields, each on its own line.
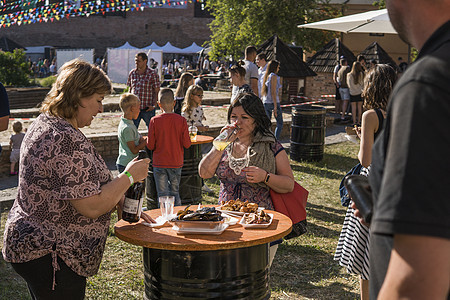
left=339, top=163, right=362, bottom=206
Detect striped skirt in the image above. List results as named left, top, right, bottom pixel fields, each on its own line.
left=334, top=166, right=371, bottom=280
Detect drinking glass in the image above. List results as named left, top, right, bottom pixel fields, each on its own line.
left=189, top=125, right=198, bottom=142
left=159, top=196, right=175, bottom=220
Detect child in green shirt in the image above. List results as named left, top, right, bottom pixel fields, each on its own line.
left=116, top=93, right=147, bottom=173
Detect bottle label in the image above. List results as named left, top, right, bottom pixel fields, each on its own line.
left=123, top=197, right=142, bottom=214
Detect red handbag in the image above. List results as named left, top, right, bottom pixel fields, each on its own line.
left=270, top=181, right=308, bottom=239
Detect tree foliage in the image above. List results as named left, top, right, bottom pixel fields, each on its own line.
left=373, top=0, right=386, bottom=9
left=0, top=49, right=31, bottom=86
left=206, top=0, right=341, bottom=59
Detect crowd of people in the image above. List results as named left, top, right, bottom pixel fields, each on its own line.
left=26, top=57, right=57, bottom=78
left=2, top=0, right=449, bottom=298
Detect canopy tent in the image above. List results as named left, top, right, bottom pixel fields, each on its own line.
left=142, top=42, right=163, bottom=50
left=116, top=42, right=138, bottom=50
left=307, top=38, right=356, bottom=73
left=160, top=42, right=183, bottom=53
left=106, top=48, right=163, bottom=84
left=257, top=35, right=316, bottom=78
left=0, top=36, right=25, bottom=52
left=359, top=41, right=398, bottom=69
left=181, top=42, right=203, bottom=54
left=298, top=9, right=396, bottom=34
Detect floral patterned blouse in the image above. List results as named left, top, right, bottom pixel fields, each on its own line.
left=216, top=141, right=284, bottom=210
left=2, top=113, right=113, bottom=278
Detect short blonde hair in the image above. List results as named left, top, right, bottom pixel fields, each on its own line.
left=158, top=88, right=174, bottom=105
left=40, top=59, right=112, bottom=119
left=119, top=93, right=139, bottom=112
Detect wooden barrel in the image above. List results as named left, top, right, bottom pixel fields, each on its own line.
left=290, top=105, right=326, bottom=162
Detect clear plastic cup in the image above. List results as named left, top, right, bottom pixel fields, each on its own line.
left=189, top=125, right=198, bottom=142
left=159, top=196, right=175, bottom=220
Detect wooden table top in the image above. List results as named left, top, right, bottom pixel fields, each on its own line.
left=114, top=206, right=292, bottom=251
left=191, top=135, right=213, bottom=145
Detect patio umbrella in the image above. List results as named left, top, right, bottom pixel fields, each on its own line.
left=298, top=9, right=397, bottom=34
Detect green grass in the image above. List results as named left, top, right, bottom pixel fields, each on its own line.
left=1, top=141, right=361, bottom=299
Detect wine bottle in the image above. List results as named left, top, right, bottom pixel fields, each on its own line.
left=122, top=150, right=148, bottom=223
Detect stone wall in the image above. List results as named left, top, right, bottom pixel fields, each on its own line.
left=3, top=4, right=212, bottom=57
left=305, top=72, right=336, bottom=100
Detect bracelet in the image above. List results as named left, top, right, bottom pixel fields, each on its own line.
left=265, top=172, right=271, bottom=183
left=124, top=171, right=134, bottom=186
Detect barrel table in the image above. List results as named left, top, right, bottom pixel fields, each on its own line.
left=114, top=206, right=292, bottom=300
left=146, top=135, right=213, bottom=209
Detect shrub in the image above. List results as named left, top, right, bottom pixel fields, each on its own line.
left=0, top=49, right=32, bottom=86
left=40, top=75, right=57, bottom=88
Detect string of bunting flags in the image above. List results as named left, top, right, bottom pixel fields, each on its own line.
left=0, top=0, right=199, bottom=27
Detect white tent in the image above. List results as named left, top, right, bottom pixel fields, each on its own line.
left=142, top=42, right=163, bottom=50
left=181, top=42, right=204, bottom=54
left=298, top=9, right=397, bottom=34
left=161, top=42, right=183, bottom=54
left=106, top=48, right=163, bottom=84
left=116, top=42, right=139, bottom=50
left=56, top=49, right=94, bottom=70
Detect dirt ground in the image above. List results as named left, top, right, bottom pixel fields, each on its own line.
left=1, top=91, right=293, bottom=144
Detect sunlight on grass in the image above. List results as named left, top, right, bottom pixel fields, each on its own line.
left=1, top=141, right=361, bottom=299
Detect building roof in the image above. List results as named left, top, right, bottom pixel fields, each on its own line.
left=257, top=35, right=316, bottom=78
left=307, top=38, right=356, bottom=73
left=359, top=41, right=398, bottom=70
left=0, top=36, right=26, bottom=52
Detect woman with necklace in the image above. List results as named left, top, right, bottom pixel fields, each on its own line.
left=199, top=93, right=294, bottom=210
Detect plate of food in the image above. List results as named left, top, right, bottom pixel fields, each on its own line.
left=217, top=199, right=262, bottom=216
left=239, top=210, right=273, bottom=229
left=170, top=205, right=225, bottom=231
left=172, top=223, right=229, bottom=235
left=222, top=215, right=239, bottom=226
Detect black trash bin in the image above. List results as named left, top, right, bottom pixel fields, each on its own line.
left=290, top=105, right=326, bottom=162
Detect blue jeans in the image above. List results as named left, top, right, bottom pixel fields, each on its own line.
left=264, top=102, right=283, bottom=140
left=133, top=109, right=156, bottom=129
left=153, top=167, right=182, bottom=206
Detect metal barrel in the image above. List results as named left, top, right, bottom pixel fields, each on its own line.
left=179, top=144, right=202, bottom=205
left=290, top=105, right=326, bottom=162
left=145, top=145, right=202, bottom=208
left=143, top=244, right=270, bottom=300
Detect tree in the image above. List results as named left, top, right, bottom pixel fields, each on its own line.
left=206, top=0, right=341, bottom=59
left=0, top=49, right=31, bottom=86
left=373, top=0, right=386, bottom=9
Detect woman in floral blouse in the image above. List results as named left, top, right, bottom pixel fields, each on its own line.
left=2, top=59, right=152, bottom=299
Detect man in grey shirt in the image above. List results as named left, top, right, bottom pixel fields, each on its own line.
left=243, top=46, right=259, bottom=96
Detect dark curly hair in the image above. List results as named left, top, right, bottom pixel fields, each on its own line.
left=227, top=93, right=274, bottom=138
left=362, top=64, right=396, bottom=110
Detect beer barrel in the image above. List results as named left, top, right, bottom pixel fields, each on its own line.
left=290, top=105, right=326, bottom=162
left=179, top=144, right=202, bottom=204
left=143, top=244, right=270, bottom=300
left=145, top=145, right=202, bottom=208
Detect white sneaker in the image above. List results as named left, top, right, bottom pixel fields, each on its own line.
left=202, top=184, right=214, bottom=194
